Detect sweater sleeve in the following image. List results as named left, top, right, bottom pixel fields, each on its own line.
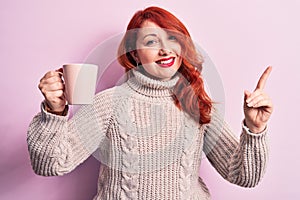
left=203, top=110, right=269, bottom=187
left=27, top=89, right=114, bottom=176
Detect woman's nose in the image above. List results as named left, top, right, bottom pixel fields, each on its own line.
left=158, top=41, right=172, bottom=56
left=159, top=48, right=172, bottom=56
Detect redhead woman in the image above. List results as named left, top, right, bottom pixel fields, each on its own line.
left=27, top=6, right=273, bottom=200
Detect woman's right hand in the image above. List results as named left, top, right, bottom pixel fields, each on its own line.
left=38, top=68, right=66, bottom=114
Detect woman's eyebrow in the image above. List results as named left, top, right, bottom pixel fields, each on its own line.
left=143, top=33, right=158, bottom=40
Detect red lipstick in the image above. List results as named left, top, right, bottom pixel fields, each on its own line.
left=155, top=57, right=175, bottom=68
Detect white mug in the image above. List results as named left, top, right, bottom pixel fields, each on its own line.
left=63, top=63, right=98, bottom=105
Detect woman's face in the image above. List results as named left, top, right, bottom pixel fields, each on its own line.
left=134, top=20, right=182, bottom=81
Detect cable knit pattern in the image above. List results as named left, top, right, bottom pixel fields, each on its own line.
left=27, top=69, right=269, bottom=199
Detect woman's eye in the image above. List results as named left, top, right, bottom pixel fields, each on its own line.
left=169, top=35, right=177, bottom=41
left=146, top=40, right=157, bottom=46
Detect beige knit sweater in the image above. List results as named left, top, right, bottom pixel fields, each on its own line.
left=27, top=70, right=268, bottom=200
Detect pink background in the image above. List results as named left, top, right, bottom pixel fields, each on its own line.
left=1, top=0, right=299, bottom=199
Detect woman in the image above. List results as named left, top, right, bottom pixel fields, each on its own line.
left=27, top=6, right=273, bottom=200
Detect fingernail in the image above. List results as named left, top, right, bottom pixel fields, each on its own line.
left=247, top=102, right=253, bottom=107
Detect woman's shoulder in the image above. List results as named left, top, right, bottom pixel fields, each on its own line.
left=204, top=104, right=226, bottom=129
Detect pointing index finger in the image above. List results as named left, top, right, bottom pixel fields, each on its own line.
left=255, top=66, right=272, bottom=90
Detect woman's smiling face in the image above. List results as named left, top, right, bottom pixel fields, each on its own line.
left=133, top=20, right=182, bottom=81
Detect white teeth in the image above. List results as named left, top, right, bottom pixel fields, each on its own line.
left=158, top=58, right=173, bottom=64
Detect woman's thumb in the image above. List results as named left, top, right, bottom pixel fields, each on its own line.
left=244, top=90, right=251, bottom=101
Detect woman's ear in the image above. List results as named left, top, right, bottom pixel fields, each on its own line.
left=130, top=50, right=139, bottom=63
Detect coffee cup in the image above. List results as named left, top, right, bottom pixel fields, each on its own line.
left=63, top=63, right=98, bottom=105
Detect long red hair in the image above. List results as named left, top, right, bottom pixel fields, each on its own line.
left=117, top=6, right=212, bottom=124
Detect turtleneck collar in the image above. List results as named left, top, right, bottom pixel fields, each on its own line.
left=126, top=69, right=179, bottom=97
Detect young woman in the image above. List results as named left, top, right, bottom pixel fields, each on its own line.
left=27, top=6, right=273, bottom=200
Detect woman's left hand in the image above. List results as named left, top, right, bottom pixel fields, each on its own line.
left=243, top=66, right=274, bottom=133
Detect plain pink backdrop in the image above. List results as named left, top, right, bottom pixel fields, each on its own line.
left=1, top=0, right=299, bottom=199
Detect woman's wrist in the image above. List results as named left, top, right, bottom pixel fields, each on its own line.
left=43, top=101, right=68, bottom=116
left=243, top=119, right=266, bottom=134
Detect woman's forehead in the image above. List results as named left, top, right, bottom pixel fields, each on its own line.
left=138, top=21, right=168, bottom=37
left=140, top=20, right=160, bottom=28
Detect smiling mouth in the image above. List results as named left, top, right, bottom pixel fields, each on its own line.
left=155, top=57, right=175, bottom=68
